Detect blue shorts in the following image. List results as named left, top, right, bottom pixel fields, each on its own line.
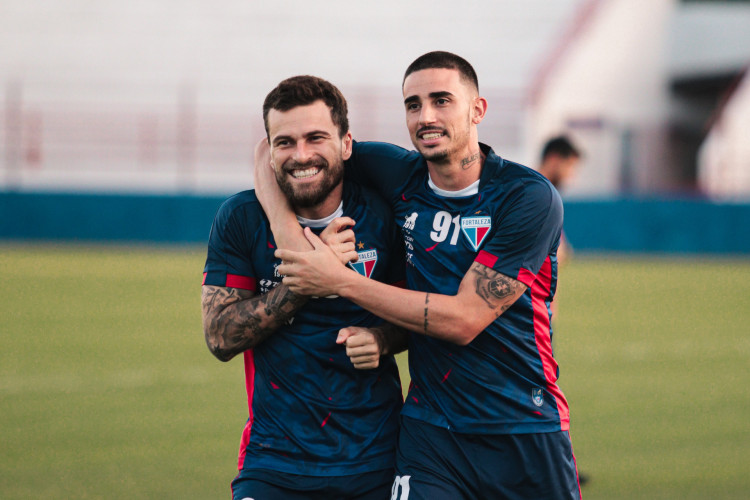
left=392, top=416, right=581, bottom=500
left=231, top=468, right=394, bottom=500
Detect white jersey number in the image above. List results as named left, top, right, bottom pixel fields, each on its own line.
left=429, top=211, right=461, bottom=245
left=390, top=475, right=411, bottom=500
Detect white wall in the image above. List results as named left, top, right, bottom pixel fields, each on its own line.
left=698, top=71, right=750, bottom=200
left=526, top=0, right=676, bottom=197
left=0, top=0, right=584, bottom=193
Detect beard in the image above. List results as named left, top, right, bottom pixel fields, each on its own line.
left=412, top=117, right=472, bottom=165
left=418, top=145, right=450, bottom=163
left=275, top=156, right=344, bottom=209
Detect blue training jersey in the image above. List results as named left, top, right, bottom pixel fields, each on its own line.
left=345, top=141, right=570, bottom=435
left=202, top=181, right=405, bottom=476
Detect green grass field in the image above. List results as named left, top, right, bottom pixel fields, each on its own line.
left=1, top=244, right=749, bottom=499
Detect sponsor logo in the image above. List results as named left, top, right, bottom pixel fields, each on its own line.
left=460, top=216, right=492, bottom=251
left=403, top=212, right=418, bottom=230
left=259, top=279, right=278, bottom=293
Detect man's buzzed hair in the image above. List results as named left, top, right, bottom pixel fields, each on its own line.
left=403, top=51, right=479, bottom=92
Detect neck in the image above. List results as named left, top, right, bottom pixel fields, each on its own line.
left=426, top=145, right=485, bottom=191
left=293, top=183, right=343, bottom=220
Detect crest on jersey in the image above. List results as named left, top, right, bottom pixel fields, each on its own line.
left=349, top=249, right=378, bottom=278
left=531, top=388, right=544, bottom=407
left=460, top=215, right=492, bottom=251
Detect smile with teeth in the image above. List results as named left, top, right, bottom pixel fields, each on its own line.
left=421, top=131, right=444, bottom=140
left=290, top=167, right=321, bottom=179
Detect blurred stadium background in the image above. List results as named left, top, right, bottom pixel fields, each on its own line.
left=2, top=0, right=749, bottom=498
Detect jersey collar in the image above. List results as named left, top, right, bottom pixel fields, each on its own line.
left=296, top=201, right=344, bottom=228
left=478, top=142, right=504, bottom=189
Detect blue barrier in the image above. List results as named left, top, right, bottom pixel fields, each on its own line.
left=563, top=198, right=750, bottom=254
left=0, top=191, right=225, bottom=244
left=2, top=191, right=749, bottom=254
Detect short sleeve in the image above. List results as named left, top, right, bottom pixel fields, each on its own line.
left=475, top=180, right=562, bottom=287
left=202, top=195, right=261, bottom=291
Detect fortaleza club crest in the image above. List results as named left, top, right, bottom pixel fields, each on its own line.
left=349, top=249, right=378, bottom=278
left=460, top=215, right=492, bottom=251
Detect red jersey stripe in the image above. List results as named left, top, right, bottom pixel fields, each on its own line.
left=530, top=257, right=570, bottom=431
left=517, top=268, right=537, bottom=287
left=226, top=274, right=256, bottom=291
left=237, top=349, right=256, bottom=470
left=475, top=249, right=498, bottom=268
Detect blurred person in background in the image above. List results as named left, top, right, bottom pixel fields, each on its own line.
left=538, top=135, right=581, bottom=269
left=201, top=75, right=407, bottom=500
left=256, top=51, right=581, bottom=500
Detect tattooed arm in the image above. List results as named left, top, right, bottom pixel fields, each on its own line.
left=201, top=284, right=308, bottom=362
left=275, top=229, right=525, bottom=345
left=401, top=262, right=526, bottom=345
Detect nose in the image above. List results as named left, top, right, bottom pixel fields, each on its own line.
left=293, top=142, right=314, bottom=163
left=418, top=104, right=436, bottom=125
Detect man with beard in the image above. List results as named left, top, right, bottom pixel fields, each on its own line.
left=256, top=53, right=581, bottom=499
left=201, top=75, right=406, bottom=499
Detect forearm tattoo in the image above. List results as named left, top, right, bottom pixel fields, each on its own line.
left=424, top=293, right=430, bottom=334
left=471, top=265, right=525, bottom=316
left=202, top=285, right=307, bottom=361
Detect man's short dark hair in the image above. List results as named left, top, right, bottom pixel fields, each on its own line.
left=263, top=75, right=349, bottom=138
left=541, top=136, right=581, bottom=161
left=403, top=51, right=479, bottom=92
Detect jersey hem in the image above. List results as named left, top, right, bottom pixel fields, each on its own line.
left=238, top=455, right=396, bottom=477
left=401, top=406, right=569, bottom=434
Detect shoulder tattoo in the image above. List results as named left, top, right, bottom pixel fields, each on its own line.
left=471, top=264, right=525, bottom=315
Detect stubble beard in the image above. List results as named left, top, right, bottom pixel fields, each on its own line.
left=413, top=116, right=473, bottom=165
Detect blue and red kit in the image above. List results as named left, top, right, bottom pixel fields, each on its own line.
left=202, top=181, right=405, bottom=479
left=346, top=141, right=570, bottom=435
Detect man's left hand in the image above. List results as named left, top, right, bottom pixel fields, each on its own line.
left=276, top=227, right=350, bottom=297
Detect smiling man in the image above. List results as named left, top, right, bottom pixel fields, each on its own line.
left=201, top=75, right=407, bottom=500
left=256, top=52, right=581, bottom=499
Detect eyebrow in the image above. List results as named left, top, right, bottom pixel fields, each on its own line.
left=303, top=129, right=331, bottom=138
left=404, top=91, right=454, bottom=105
left=272, top=129, right=331, bottom=144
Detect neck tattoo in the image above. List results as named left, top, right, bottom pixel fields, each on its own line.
left=460, top=153, right=481, bottom=170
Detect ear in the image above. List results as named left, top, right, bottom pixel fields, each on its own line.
left=471, top=97, right=488, bottom=125
left=341, top=131, right=354, bottom=161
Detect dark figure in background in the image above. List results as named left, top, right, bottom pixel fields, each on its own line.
left=538, top=135, right=581, bottom=269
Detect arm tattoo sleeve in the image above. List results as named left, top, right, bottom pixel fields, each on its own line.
left=471, top=264, right=526, bottom=316
left=202, top=284, right=307, bottom=361
left=423, top=293, right=430, bottom=334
